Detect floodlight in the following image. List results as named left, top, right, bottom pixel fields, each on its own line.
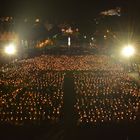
left=4, top=44, right=16, bottom=55
left=121, top=45, right=135, bottom=57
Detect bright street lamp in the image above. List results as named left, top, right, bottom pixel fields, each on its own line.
left=121, top=44, right=135, bottom=58
left=4, top=44, right=16, bottom=55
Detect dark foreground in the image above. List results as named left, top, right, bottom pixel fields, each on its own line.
left=0, top=122, right=140, bottom=140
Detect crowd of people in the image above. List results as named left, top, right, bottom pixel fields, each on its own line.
left=0, top=54, right=140, bottom=126
left=0, top=67, right=65, bottom=125
left=74, top=71, right=140, bottom=125
left=5, top=54, right=124, bottom=71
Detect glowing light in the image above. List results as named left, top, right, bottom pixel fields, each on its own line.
left=68, top=37, right=71, bottom=46
left=35, top=18, right=40, bottom=23
left=4, top=44, right=16, bottom=55
left=121, top=45, right=135, bottom=57
left=84, top=36, right=87, bottom=39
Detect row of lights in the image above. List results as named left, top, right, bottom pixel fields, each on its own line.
left=3, top=42, right=135, bottom=58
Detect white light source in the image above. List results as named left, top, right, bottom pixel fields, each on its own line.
left=68, top=37, right=71, bottom=46
left=121, top=45, right=135, bottom=57
left=4, top=44, right=16, bottom=55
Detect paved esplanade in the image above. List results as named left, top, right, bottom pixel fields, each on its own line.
left=64, top=71, right=76, bottom=139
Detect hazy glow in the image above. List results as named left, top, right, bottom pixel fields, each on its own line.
left=121, top=45, right=135, bottom=57
left=4, top=44, right=16, bottom=55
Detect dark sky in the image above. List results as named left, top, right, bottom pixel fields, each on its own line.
left=0, top=0, right=140, bottom=21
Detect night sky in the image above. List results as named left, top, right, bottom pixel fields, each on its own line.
left=0, top=0, right=139, bottom=20
left=0, top=0, right=140, bottom=35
